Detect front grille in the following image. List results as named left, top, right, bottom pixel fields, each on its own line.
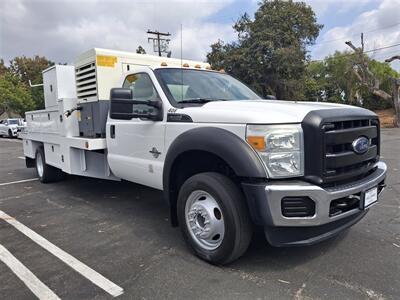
left=75, top=62, right=98, bottom=102
left=323, top=119, right=379, bottom=184
left=302, top=109, right=380, bottom=186
left=281, top=197, right=315, bottom=217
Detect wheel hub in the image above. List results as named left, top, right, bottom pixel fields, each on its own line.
left=36, top=154, right=44, bottom=177
left=185, top=191, right=224, bottom=250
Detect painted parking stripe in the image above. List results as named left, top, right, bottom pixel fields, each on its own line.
left=18, top=156, right=25, bottom=160
left=0, top=178, right=38, bottom=186
left=0, top=243, right=61, bottom=300
left=0, top=210, right=124, bottom=297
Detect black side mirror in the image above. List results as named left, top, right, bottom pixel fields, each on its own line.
left=110, top=88, right=133, bottom=120
left=110, top=88, right=163, bottom=121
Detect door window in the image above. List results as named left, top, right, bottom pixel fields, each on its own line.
left=122, top=73, right=160, bottom=114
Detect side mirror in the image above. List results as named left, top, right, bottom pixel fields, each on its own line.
left=109, top=88, right=163, bottom=121
left=110, top=88, right=133, bottom=120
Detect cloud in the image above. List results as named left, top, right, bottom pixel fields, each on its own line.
left=0, top=0, right=235, bottom=64
left=311, top=0, right=400, bottom=69
left=302, top=0, right=379, bottom=16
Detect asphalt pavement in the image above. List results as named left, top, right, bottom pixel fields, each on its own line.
left=0, top=129, right=399, bottom=300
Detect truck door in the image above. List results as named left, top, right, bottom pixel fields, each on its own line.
left=107, top=72, right=166, bottom=190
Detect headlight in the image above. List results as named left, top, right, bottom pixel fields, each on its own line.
left=246, top=124, right=304, bottom=178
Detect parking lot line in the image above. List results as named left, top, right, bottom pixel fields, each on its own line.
left=0, top=244, right=61, bottom=300
left=0, top=178, right=38, bottom=186
left=0, top=210, right=124, bottom=297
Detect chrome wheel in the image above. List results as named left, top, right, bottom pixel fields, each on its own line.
left=36, top=153, right=44, bottom=178
left=185, top=190, right=225, bottom=251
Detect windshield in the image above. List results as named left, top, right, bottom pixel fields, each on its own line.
left=154, top=68, right=260, bottom=104
left=8, top=119, right=19, bottom=125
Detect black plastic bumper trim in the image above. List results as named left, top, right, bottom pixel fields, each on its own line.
left=264, top=210, right=367, bottom=247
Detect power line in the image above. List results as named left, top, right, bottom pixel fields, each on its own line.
left=311, top=21, right=400, bottom=46
left=312, top=41, right=400, bottom=61
left=370, top=49, right=400, bottom=60
left=364, top=42, right=400, bottom=53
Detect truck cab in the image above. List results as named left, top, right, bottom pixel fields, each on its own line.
left=22, top=48, right=387, bottom=264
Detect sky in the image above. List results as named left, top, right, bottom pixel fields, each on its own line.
left=0, top=0, right=399, bottom=70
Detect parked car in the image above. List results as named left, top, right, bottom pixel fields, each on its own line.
left=0, top=118, right=23, bottom=138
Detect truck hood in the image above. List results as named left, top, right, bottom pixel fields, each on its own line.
left=176, top=100, right=369, bottom=124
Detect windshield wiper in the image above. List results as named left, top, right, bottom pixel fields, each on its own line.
left=179, top=98, right=229, bottom=104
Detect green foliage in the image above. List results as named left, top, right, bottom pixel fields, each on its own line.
left=207, top=0, right=323, bottom=99
left=304, top=51, right=399, bottom=110
left=0, top=71, right=35, bottom=117
left=0, top=56, right=53, bottom=116
left=136, top=45, right=147, bottom=54
left=9, top=56, right=54, bottom=110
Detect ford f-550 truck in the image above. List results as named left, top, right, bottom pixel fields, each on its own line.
left=21, top=48, right=387, bottom=264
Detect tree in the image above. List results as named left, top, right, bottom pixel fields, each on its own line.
left=304, top=51, right=398, bottom=111
left=305, top=51, right=360, bottom=104
left=207, top=0, right=322, bottom=99
left=0, top=72, right=35, bottom=117
left=136, top=45, right=146, bottom=54
left=0, top=59, right=8, bottom=76
left=8, top=56, right=53, bottom=110
left=345, top=41, right=392, bottom=101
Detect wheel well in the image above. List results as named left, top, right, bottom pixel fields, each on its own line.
left=168, top=150, right=239, bottom=226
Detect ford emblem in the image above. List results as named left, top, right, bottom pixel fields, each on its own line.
left=352, top=137, right=369, bottom=154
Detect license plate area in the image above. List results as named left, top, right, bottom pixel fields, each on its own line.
left=362, top=187, right=378, bottom=209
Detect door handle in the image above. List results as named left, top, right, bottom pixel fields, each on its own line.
left=110, top=125, right=115, bottom=138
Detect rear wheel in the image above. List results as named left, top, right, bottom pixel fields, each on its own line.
left=177, top=172, right=252, bottom=265
left=35, top=147, right=64, bottom=183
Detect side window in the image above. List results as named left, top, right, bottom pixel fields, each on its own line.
left=122, top=73, right=160, bottom=115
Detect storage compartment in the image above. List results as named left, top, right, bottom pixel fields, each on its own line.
left=58, top=98, right=79, bottom=137
left=44, top=143, right=62, bottom=169
left=43, top=65, right=77, bottom=108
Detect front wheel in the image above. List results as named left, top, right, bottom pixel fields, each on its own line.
left=8, top=129, right=13, bottom=138
left=177, top=172, right=252, bottom=265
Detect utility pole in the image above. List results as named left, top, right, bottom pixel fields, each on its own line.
left=361, top=32, right=364, bottom=52
left=147, top=30, right=171, bottom=57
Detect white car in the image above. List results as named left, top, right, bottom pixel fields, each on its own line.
left=0, top=118, right=21, bottom=138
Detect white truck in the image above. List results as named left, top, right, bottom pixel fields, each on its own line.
left=21, top=48, right=387, bottom=264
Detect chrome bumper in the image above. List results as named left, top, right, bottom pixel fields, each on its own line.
left=263, top=162, right=387, bottom=227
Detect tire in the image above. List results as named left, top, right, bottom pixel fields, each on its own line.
left=35, top=147, right=64, bottom=183
left=177, top=172, right=253, bottom=265
left=8, top=129, right=13, bottom=138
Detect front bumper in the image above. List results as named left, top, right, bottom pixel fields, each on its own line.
left=242, top=162, right=387, bottom=246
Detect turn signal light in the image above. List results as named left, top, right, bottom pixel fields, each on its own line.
left=247, top=136, right=265, bottom=151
